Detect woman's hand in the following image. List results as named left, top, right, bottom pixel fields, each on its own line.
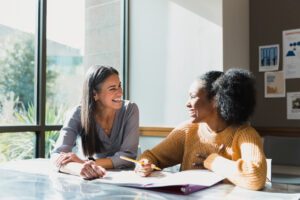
left=56, top=152, right=85, bottom=168
left=80, top=161, right=106, bottom=180
left=134, top=159, right=153, bottom=177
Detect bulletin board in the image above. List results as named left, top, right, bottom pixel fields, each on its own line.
left=250, top=0, right=300, bottom=135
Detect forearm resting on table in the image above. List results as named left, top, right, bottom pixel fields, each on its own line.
left=60, top=162, right=83, bottom=176
left=95, top=158, right=114, bottom=169
left=51, top=153, right=113, bottom=174
left=204, top=154, right=266, bottom=190
left=59, top=158, right=113, bottom=176
left=50, top=153, right=83, bottom=176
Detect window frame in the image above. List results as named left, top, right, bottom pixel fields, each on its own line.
left=0, top=0, right=128, bottom=158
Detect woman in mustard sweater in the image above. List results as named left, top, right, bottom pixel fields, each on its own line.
left=135, top=69, right=267, bottom=190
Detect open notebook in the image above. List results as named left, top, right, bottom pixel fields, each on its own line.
left=95, top=170, right=224, bottom=195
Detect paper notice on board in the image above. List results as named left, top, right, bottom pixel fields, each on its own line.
left=259, top=44, right=279, bottom=72
left=287, top=92, right=300, bottom=119
left=264, top=71, right=285, bottom=98
left=283, top=29, right=300, bottom=79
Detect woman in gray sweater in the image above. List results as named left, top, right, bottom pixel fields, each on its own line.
left=51, top=65, right=139, bottom=180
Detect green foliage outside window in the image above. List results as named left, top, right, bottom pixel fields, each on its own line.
left=0, top=101, right=68, bottom=162
left=0, top=35, right=68, bottom=162
left=0, top=36, right=57, bottom=110
left=0, top=132, right=35, bottom=162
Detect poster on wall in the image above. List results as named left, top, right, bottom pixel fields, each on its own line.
left=264, top=71, right=285, bottom=98
left=283, top=29, right=300, bottom=79
left=259, top=44, right=279, bottom=72
left=287, top=92, right=300, bottom=119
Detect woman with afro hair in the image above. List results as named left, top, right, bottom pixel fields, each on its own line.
left=135, top=69, right=267, bottom=190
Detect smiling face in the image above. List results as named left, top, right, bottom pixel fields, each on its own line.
left=186, top=79, right=215, bottom=123
left=94, top=74, right=123, bottom=110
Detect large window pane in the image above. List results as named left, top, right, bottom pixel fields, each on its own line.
left=46, top=0, right=123, bottom=124
left=0, top=132, right=36, bottom=163
left=0, top=0, right=37, bottom=125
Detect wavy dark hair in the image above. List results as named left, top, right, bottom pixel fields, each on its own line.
left=80, top=65, right=119, bottom=157
left=199, top=69, right=256, bottom=125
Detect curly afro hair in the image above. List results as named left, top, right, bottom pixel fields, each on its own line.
left=212, top=69, right=256, bottom=125
left=199, top=71, right=224, bottom=100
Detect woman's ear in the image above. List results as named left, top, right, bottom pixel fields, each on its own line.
left=93, top=90, right=98, bottom=101
left=211, top=96, right=218, bottom=109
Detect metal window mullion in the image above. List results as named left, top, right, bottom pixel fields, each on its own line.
left=35, top=0, right=47, bottom=158
left=0, top=125, right=62, bottom=133
left=122, top=0, right=129, bottom=100
left=0, top=126, right=41, bottom=133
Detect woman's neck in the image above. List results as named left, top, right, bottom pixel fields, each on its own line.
left=95, top=106, right=116, bottom=136
left=205, top=115, right=228, bottom=133
left=96, top=106, right=116, bottom=120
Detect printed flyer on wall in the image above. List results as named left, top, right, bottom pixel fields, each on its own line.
left=259, top=44, right=279, bottom=72
left=287, top=92, right=300, bottom=119
left=283, top=29, right=300, bottom=79
left=264, top=71, right=285, bottom=98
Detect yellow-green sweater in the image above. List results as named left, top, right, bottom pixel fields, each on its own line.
left=139, top=122, right=267, bottom=190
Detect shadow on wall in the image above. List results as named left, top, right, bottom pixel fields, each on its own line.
left=169, top=0, right=222, bottom=26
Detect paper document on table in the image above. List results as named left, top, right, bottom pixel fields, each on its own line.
left=96, top=169, right=224, bottom=194
left=149, top=170, right=224, bottom=187
left=98, top=170, right=169, bottom=186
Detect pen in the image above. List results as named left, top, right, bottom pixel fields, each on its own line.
left=120, top=156, right=161, bottom=170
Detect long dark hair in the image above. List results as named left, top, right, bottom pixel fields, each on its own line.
left=80, top=65, right=119, bottom=157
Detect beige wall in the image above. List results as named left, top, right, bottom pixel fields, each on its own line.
left=222, top=0, right=249, bottom=72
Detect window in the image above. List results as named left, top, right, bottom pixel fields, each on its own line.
left=0, top=0, right=37, bottom=125
left=0, top=0, right=127, bottom=162
left=46, top=0, right=125, bottom=125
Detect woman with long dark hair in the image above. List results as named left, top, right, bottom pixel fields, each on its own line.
left=135, top=69, right=267, bottom=190
left=51, top=65, right=139, bottom=180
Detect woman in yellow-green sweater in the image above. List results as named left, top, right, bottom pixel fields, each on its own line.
left=135, top=69, right=267, bottom=191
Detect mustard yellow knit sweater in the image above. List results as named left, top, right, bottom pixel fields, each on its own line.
left=139, top=122, right=267, bottom=190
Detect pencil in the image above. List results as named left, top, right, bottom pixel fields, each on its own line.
left=120, top=156, right=161, bottom=170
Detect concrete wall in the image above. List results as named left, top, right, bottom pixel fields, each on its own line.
left=84, top=0, right=121, bottom=72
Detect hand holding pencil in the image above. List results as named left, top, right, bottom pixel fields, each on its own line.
left=120, top=156, right=161, bottom=177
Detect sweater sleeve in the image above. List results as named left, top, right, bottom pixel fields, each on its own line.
left=51, top=106, right=82, bottom=155
left=204, top=126, right=267, bottom=190
left=138, top=126, right=186, bottom=169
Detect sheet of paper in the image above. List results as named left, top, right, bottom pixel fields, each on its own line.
left=150, top=170, right=224, bottom=187
left=283, top=29, right=300, bottom=79
left=287, top=92, right=300, bottom=119
left=98, top=170, right=171, bottom=186
left=96, top=170, right=224, bottom=187
left=264, top=71, right=285, bottom=98
left=259, top=44, right=279, bottom=72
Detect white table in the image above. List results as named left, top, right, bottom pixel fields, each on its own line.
left=0, top=159, right=299, bottom=200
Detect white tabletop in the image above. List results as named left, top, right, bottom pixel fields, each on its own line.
left=0, top=159, right=299, bottom=200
